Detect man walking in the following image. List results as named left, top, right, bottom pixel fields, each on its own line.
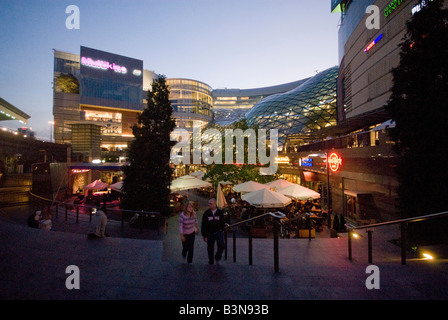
left=201, top=198, right=225, bottom=265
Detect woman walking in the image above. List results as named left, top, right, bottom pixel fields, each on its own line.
left=179, top=201, right=199, bottom=264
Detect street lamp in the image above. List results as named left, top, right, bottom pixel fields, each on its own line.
left=48, top=121, right=54, bottom=143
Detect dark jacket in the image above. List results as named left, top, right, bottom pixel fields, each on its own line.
left=201, top=208, right=225, bottom=237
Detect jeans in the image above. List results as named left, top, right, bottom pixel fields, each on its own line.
left=206, top=231, right=224, bottom=264
left=182, top=232, right=196, bottom=263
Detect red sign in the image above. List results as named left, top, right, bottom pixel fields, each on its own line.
left=328, top=153, right=342, bottom=172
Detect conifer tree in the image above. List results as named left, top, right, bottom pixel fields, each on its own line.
left=121, top=75, right=176, bottom=216
left=385, top=0, right=448, bottom=241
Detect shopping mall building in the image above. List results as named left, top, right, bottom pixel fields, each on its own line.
left=276, top=0, right=447, bottom=223
left=53, top=0, right=445, bottom=221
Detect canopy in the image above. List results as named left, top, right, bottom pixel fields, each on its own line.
left=85, top=179, right=108, bottom=190
left=277, top=184, right=321, bottom=200
left=233, top=181, right=270, bottom=193
left=190, top=171, right=205, bottom=178
left=241, top=188, right=292, bottom=208
left=216, top=183, right=228, bottom=210
left=170, top=175, right=212, bottom=192
left=265, top=179, right=295, bottom=190
left=109, top=181, right=123, bottom=192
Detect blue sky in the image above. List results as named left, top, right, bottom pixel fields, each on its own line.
left=0, top=0, right=340, bottom=140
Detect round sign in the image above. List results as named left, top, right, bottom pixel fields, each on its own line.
left=328, top=153, right=342, bottom=172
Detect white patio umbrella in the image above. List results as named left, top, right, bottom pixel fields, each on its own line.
left=170, top=175, right=212, bottom=192
left=277, top=184, right=321, bottom=200
left=241, top=188, right=292, bottom=208
left=190, top=171, right=205, bottom=179
left=233, top=181, right=270, bottom=194
left=265, top=179, right=295, bottom=190
left=85, top=179, right=108, bottom=191
left=216, top=183, right=228, bottom=210
left=109, top=181, right=123, bottom=192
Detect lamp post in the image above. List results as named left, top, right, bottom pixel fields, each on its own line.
left=326, top=151, right=331, bottom=212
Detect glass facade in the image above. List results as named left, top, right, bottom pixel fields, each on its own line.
left=167, top=78, right=213, bottom=131
left=336, top=0, right=377, bottom=62
left=79, top=46, right=144, bottom=111
left=245, top=66, right=338, bottom=144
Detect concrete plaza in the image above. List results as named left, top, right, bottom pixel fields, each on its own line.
left=1, top=201, right=447, bottom=302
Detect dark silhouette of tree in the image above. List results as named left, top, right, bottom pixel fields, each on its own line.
left=385, top=0, right=448, bottom=242
left=121, top=75, right=176, bottom=216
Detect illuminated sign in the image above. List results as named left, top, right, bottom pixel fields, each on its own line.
left=301, top=158, right=313, bottom=167
left=72, top=169, right=90, bottom=173
left=412, top=0, right=432, bottom=15
left=81, top=57, right=127, bottom=74
left=275, top=156, right=291, bottom=164
left=328, top=153, right=342, bottom=172
left=385, top=0, right=406, bottom=18
left=364, top=34, right=383, bottom=52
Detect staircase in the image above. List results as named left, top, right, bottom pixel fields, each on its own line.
left=0, top=173, right=32, bottom=207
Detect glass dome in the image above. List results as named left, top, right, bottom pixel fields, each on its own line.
left=245, top=66, right=338, bottom=143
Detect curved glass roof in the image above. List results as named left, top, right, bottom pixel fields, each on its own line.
left=245, top=66, right=338, bottom=143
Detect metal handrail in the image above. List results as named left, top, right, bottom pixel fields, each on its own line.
left=225, top=211, right=285, bottom=230
left=29, top=192, right=163, bottom=233
left=345, top=210, right=448, bottom=265
left=224, top=211, right=286, bottom=273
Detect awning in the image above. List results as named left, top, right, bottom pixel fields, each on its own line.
left=303, top=171, right=318, bottom=182
left=0, top=97, right=30, bottom=124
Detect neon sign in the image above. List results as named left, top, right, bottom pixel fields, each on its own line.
left=364, top=34, right=383, bottom=52
left=328, top=153, right=342, bottom=172
left=81, top=57, right=127, bottom=74
left=72, top=169, right=90, bottom=173
left=385, top=0, right=406, bottom=18
left=275, top=156, right=291, bottom=164
left=412, top=0, right=432, bottom=15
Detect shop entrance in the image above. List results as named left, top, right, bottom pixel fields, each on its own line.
left=346, top=194, right=356, bottom=219
left=344, top=190, right=375, bottom=223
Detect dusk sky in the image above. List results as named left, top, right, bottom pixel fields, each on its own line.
left=0, top=0, right=341, bottom=140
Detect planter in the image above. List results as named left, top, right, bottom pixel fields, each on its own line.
left=298, top=229, right=315, bottom=238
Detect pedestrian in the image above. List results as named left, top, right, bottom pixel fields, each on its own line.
left=27, top=209, right=41, bottom=229
left=201, top=198, right=225, bottom=265
left=87, top=202, right=108, bottom=239
left=39, top=206, right=53, bottom=231
left=179, top=201, right=199, bottom=264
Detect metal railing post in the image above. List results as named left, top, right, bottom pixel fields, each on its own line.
left=348, top=228, right=353, bottom=261
left=273, top=219, right=279, bottom=273
left=76, top=206, right=79, bottom=224
left=367, top=229, right=373, bottom=264
left=307, top=215, right=312, bottom=241
left=233, top=229, right=236, bottom=263
left=401, top=222, right=407, bottom=265
left=248, top=226, right=253, bottom=266
left=224, top=230, right=228, bottom=260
